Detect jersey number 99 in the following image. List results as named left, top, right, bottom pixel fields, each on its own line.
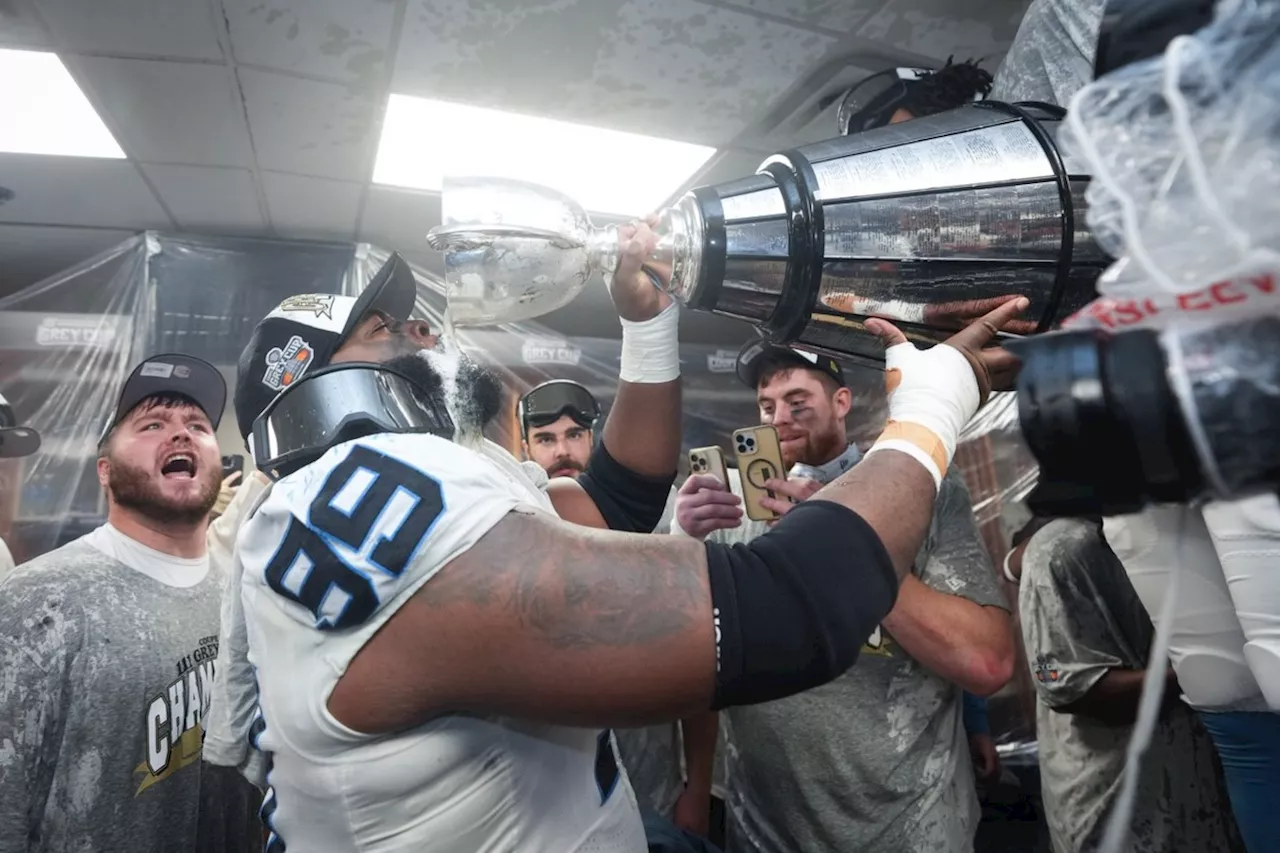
left=264, top=445, right=445, bottom=631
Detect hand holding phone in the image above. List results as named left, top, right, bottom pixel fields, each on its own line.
left=688, top=446, right=727, bottom=485
left=732, top=426, right=793, bottom=522
left=677, top=446, right=742, bottom=538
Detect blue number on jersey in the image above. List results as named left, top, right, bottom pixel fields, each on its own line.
left=263, top=444, right=445, bottom=631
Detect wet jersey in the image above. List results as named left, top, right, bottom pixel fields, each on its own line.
left=236, top=432, right=646, bottom=853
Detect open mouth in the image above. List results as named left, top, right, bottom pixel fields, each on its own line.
left=161, top=452, right=197, bottom=479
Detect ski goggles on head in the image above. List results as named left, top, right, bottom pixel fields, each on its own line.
left=837, top=67, right=934, bottom=135
left=518, top=380, right=600, bottom=436
left=250, top=362, right=454, bottom=480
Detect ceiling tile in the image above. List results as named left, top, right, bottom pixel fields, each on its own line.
left=36, top=0, right=223, bottom=60
left=75, top=58, right=253, bottom=167
left=0, top=0, right=51, bottom=48
left=261, top=171, right=361, bottom=239
left=0, top=154, right=170, bottom=229
left=392, top=0, right=837, bottom=147
left=705, top=0, right=877, bottom=33
left=222, top=0, right=397, bottom=89
left=240, top=68, right=380, bottom=181
left=142, top=165, right=264, bottom=232
left=0, top=225, right=136, bottom=295
left=855, top=0, right=1031, bottom=64
left=358, top=184, right=440, bottom=257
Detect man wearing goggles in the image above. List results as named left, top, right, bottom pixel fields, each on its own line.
left=518, top=380, right=601, bottom=481
left=217, top=215, right=1027, bottom=852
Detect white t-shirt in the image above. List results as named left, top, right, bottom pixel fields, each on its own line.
left=82, top=522, right=209, bottom=588
left=236, top=432, right=645, bottom=853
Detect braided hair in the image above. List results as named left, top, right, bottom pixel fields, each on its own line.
left=900, top=57, right=994, bottom=118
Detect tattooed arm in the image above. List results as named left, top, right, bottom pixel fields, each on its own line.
left=328, top=453, right=935, bottom=734
left=328, top=509, right=715, bottom=732
left=325, top=304, right=1026, bottom=733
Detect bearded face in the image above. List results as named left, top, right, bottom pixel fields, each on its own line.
left=384, top=348, right=504, bottom=439
left=100, top=399, right=222, bottom=525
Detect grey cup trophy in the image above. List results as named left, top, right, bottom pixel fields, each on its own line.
left=427, top=102, right=1110, bottom=367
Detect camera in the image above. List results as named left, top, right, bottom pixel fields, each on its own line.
left=1001, top=0, right=1280, bottom=517
left=1011, top=315, right=1280, bottom=516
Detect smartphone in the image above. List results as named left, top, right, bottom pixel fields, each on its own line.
left=732, top=425, right=791, bottom=522
left=688, top=446, right=728, bottom=486
left=221, top=454, right=244, bottom=480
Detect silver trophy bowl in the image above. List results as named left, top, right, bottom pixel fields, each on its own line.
left=427, top=177, right=704, bottom=327
left=428, top=102, right=1109, bottom=366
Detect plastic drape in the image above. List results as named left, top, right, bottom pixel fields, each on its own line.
left=1055, top=6, right=1280, bottom=850
left=0, top=228, right=1050, bottom=760
left=0, top=234, right=359, bottom=561
left=0, top=234, right=887, bottom=562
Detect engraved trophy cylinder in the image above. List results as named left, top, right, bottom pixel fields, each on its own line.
left=428, top=102, right=1109, bottom=366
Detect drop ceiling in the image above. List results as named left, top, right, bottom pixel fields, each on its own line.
left=0, top=0, right=1031, bottom=339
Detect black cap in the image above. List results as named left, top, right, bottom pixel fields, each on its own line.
left=103, top=354, right=227, bottom=440
left=0, top=391, right=41, bottom=459
left=736, top=339, right=845, bottom=389
left=234, top=252, right=417, bottom=441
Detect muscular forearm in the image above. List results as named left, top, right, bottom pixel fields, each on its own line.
left=882, top=575, right=1014, bottom=696
left=1057, top=667, right=1181, bottom=725
left=680, top=711, right=719, bottom=793
left=331, top=513, right=717, bottom=732
left=600, top=379, right=682, bottom=478
left=813, top=451, right=937, bottom=580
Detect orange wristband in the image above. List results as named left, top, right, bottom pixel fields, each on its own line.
left=873, top=420, right=949, bottom=479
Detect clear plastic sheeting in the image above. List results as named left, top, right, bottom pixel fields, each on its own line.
left=1055, top=4, right=1280, bottom=851
left=1062, top=0, right=1280, bottom=302
left=0, top=233, right=358, bottom=561
left=0, top=231, right=1043, bottom=751
left=0, top=233, right=880, bottom=561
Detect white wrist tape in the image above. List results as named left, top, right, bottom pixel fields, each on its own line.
left=619, top=302, right=680, bottom=383
left=863, top=341, right=980, bottom=490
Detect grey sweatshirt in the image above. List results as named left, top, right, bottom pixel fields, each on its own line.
left=0, top=537, right=223, bottom=853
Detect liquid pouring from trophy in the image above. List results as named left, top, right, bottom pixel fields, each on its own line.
left=427, top=102, right=1111, bottom=369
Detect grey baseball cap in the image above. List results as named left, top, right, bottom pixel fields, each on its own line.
left=103, top=353, right=227, bottom=440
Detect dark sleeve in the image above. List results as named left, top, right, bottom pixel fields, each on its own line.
left=576, top=442, right=677, bottom=533
left=705, top=500, right=899, bottom=709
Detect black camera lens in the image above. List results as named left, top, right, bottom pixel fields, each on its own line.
left=1010, top=327, right=1202, bottom=516
left=1011, top=315, right=1280, bottom=516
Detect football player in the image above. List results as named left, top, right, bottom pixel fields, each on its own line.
left=228, top=226, right=1025, bottom=851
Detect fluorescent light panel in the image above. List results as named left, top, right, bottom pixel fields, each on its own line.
left=0, top=48, right=125, bottom=159
left=373, top=94, right=715, bottom=216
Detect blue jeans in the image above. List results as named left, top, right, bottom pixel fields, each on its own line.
left=642, top=809, right=724, bottom=853
left=1197, top=710, right=1280, bottom=853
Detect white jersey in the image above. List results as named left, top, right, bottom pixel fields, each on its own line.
left=236, top=432, right=646, bottom=853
